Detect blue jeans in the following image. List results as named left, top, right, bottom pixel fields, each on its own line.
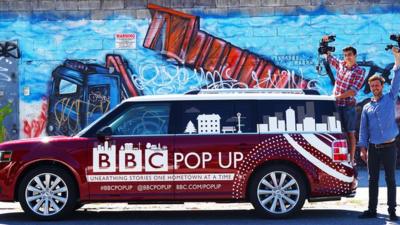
left=338, top=106, right=356, bottom=133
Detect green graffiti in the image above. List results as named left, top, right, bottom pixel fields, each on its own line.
left=0, top=102, right=12, bottom=143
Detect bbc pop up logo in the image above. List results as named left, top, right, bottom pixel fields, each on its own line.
left=119, top=143, right=142, bottom=172
left=93, top=141, right=168, bottom=173
left=93, top=141, right=117, bottom=172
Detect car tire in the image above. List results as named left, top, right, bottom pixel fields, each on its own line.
left=249, top=164, right=307, bottom=218
left=18, top=166, right=78, bottom=220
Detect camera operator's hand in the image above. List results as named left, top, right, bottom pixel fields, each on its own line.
left=322, top=35, right=330, bottom=42
left=392, top=46, right=400, bottom=66
left=320, top=36, right=331, bottom=56
left=360, top=147, right=367, bottom=164
left=334, top=94, right=343, bottom=99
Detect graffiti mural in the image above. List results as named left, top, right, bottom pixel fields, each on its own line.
left=143, top=4, right=311, bottom=90
left=0, top=42, right=20, bottom=59
left=0, top=4, right=397, bottom=139
left=23, top=98, right=47, bottom=138
left=0, top=41, right=19, bottom=141
left=0, top=102, right=12, bottom=142
left=46, top=55, right=142, bottom=136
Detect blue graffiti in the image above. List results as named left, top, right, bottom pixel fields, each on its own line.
left=0, top=8, right=398, bottom=135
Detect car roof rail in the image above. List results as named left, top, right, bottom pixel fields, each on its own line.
left=184, top=90, right=201, bottom=95
left=303, top=89, right=320, bottom=95
left=198, top=88, right=306, bottom=95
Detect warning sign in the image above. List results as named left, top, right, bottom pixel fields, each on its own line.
left=115, top=33, right=136, bottom=49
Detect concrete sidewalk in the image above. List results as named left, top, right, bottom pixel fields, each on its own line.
left=0, top=169, right=399, bottom=225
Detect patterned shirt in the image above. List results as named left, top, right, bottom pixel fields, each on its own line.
left=327, top=55, right=365, bottom=107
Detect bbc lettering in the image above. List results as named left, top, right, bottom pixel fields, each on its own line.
left=93, top=142, right=168, bottom=173
left=93, top=141, right=244, bottom=173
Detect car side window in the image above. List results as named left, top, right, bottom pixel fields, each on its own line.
left=257, top=100, right=341, bottom=133
left=178, top=101, right=255, bottom=135
left=234, top=101, right=257, bottom=133
left=108, top=103, right=170, bottom=136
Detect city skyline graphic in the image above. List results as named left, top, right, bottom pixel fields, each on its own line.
left=258, top=102, right=342, bottom=133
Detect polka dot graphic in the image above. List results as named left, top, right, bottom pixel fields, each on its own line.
left=231, top=134, right=354, bottom=199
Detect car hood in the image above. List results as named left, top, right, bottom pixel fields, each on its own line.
left=0, top=136, right=83, bottom=150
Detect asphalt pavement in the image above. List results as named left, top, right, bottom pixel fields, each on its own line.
left=0, top=169, right=399, bottom=225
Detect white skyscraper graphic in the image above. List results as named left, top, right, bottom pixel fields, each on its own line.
left=316, top=123, right=328, bottom=132
left=269, top=117, right=278, bottom=132
left=257, top=124, right=269, bottom=133
left=303, top=117, right=316, bottom=132
left=286, top=107, right=296, bottom=132
left=296, top=124, right=303, bottom=131
left=328, top=116, right=341, bottom=132
left=278, top=120, right=285, bottom=131
left=336, top=120, right=342, bottom=131
left=328, top=116, right=336, bottom=130
left=256, top=103, right=342, bottom=133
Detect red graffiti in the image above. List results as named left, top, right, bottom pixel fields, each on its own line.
left=144, top=4, right=310, bottom=89
left=23, top=99, right=48, bottom=138
left=106, top=54, right=140, bottom=97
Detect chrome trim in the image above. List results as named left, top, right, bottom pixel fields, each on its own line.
left=25, top=173, right=68, bottom=216
left=257, top=171, right=300, bottom=214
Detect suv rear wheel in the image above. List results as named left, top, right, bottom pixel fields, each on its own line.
left=18, top=166, right=77, bottom=220
left=249, top=165, right=306, bottom=218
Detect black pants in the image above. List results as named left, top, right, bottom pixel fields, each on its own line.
left=368, top=144, right=397, bottom=213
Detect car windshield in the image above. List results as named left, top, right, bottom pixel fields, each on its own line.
left=75, top=101, right=127, bottom=137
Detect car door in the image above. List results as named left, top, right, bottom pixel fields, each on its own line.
left=173, top=100, right=259, bottom=200
left=86, top=102, right=175, bottom=201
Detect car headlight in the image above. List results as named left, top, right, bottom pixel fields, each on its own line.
left=0, top=151, right=12, bottom=162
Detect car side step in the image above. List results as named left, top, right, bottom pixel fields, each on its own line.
left=308, top=197, right=341, bottom=202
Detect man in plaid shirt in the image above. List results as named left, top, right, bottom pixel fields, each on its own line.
left=323, top=36, right=365, bottom=166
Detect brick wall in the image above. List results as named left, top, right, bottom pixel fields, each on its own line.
left=0, top=0, right=398, bottom=20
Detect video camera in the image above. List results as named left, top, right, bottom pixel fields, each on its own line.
left=385, top=34, right=400, bottom=51
left=318, top=35, right=336, bottom=55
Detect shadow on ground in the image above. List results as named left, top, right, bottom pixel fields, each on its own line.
left=0, top=209, right=397, bottom=225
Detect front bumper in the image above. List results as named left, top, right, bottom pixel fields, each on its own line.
left=0, top=162, right=14, bottom=202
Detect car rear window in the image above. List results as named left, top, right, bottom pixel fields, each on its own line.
left=257, top=100, right=340, bottom=133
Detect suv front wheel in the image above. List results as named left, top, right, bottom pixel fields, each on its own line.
left=18, top=166, right=77, bottom=220
left=249, top=165, right=307, bottom=218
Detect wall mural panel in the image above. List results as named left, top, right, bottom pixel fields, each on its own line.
left=0, top=4, right=398, bottom=141
left=0, top=41, right=19, bottom=142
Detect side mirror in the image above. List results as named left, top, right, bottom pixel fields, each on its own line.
left=96, top=126, right=112, bottom=141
